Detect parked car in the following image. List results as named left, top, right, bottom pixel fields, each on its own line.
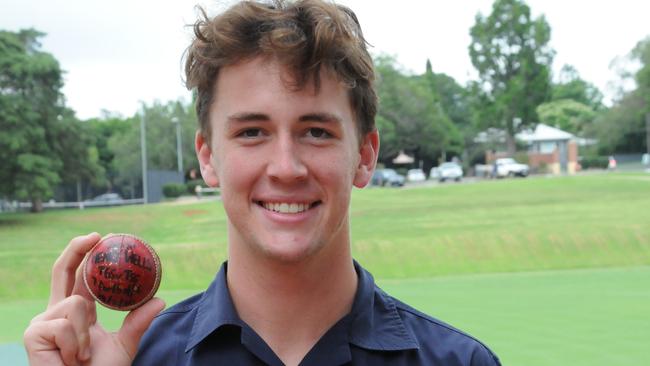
left=87, top=193, right=123, bottom=202
left=406, top=168, right=426, bottom=183
left=492, top=158, right=529, bottom=178
left=84, top=193, right=124, bottom=207
left=430, top=162, right=463, bottom=182
left=371, top=169, right=405, bottom=187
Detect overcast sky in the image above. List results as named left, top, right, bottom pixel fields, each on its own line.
left=2, top=0, right=648, bottom=120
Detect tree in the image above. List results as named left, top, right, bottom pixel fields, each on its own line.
left=469, top=0, right=553, bottom=154
left=589, top=36, right=650, bottom=154
left=55, top=108, right=105, bottom=201
left=0, top=29, right=102, bottom=211
left=86, top=112, right=133, bottom=195
left=536, top=99, right=595, bottom=135
left=374, top=56, right=462, bottom=166
left=632, top=37, right=650, bottom=110
left=108, top=100, right=198, bottom=198
left=424, top=59, right=477, bottom=163
left=552, top=65, right=604, bottom=110
left=424, top=59, right=472, bottom=130
left=632, top=37, right=650, bottom=154
left=589, top=95, right=645, bottom=154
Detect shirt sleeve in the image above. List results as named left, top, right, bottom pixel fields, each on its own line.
left=470, top=344, right=502, bottom=366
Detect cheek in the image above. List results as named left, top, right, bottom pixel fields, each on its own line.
left=219, top=153, right=258, bottom=188
left=313, top=148, right=358, bottom=188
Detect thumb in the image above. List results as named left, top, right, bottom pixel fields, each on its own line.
left=116, top=297, right=165, bottom=359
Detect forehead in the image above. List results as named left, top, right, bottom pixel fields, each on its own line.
left=209, top=57, right=355, bottom=125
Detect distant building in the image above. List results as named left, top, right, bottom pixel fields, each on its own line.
left=516, top=124, right=578, bottom=175
left=479, top=124, right=592, bottom=175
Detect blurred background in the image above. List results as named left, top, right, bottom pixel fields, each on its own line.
left=1, top=0, right=649, bottom=365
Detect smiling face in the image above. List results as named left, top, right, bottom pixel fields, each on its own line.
left=196, top=57, right=378, bottom=264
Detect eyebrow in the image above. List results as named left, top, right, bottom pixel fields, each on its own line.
left=227, top=112, right=343, bottom=124
left=298, top=113, right=342, bottom=124
left=227, top=112, right=270, bottom=123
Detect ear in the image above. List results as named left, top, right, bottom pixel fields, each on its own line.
left=353, top=129, right=380, bottom=188
left=195, top=131, right=220, bottom=187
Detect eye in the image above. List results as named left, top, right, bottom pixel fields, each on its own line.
left=306, top=128, right=332, bottom=139
left=239, top=128, right=262, bottom=138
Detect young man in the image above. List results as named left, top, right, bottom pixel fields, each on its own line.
left=24, top=1, right=501, bottom=365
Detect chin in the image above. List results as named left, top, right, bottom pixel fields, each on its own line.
left=257, top=236, right=326, bottom=264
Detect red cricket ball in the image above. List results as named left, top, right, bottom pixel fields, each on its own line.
left=83, top=233, right=162, bottom=311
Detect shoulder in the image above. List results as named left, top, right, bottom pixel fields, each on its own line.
left=132, top=292, right=204, bottom=365
left=381, top=289, right=501, bottom=366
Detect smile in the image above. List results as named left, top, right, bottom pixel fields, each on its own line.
left=257, top=201, right=321, bottom=214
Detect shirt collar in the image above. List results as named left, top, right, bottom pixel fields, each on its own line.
left=347, top=261, right=420, bottom=351
left=185, top=262, right=241, bottom=352
left=185, top=261, right=419, bottom=353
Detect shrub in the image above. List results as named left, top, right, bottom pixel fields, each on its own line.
left=185, top=179, right=205, bottom=195
left=579, top=156, right=608, bottom=169
left=162, top=183, right=186, bottom=198
left=513, top=151, right=529, bottom=164
left=536, top=162, right=549, bottom=174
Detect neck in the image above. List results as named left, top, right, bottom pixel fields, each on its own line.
left=226, top=235, right=358, bottom=365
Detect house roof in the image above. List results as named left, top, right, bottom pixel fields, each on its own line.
left=516, top=123, right=574, bottom=142
left=392, top=150, right=414, bottom=164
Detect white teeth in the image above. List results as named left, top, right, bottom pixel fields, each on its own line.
left=262, top=202, right=310, bottom=213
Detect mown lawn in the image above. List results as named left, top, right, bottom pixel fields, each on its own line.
left=1, top=173, right=649, bottom=365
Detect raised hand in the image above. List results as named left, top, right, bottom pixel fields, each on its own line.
left=24, top=233, right=165, bottom=366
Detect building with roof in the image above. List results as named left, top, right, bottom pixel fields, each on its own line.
left=481, top=124, right=584, bottom=175
left=516, top=124, right=579, bottom=174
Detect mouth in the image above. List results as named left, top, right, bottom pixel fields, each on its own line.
left=255, top=200, right=322, bottom=214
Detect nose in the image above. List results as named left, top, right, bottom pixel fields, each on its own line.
left=266, top=135, right=308, bottom=183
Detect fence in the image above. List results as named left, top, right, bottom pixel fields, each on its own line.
left=0, top=198, right=144, bottom=213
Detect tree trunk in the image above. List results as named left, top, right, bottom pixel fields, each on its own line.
left=645, top=112, right=650, bottom=154
left=31, top=197, right=43, bottom=213
left=506, top=133, right=516, bottom=156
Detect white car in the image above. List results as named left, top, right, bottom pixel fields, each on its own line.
left=406, top=169, right=426, bottom=182
left=492, top=158, right=529, bottom=178
left=430, top=162, right=463, bottom=182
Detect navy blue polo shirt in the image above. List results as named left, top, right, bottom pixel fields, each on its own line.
left=133, top=262, right=501, bottom=365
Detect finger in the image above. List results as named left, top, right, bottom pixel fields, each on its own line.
left=116, top=298, right=165, bottom=359
left=49, top=232, right=101, bottom=307
left=33, top=295, right=93, bottom=362
left=24, top=318, right=79, bottom=366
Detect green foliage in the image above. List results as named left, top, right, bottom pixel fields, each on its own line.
left=0, top=29, right=103, bottom=211
left=513, top=151, right=529, bottom=165
left=162, top=183, right=186, bottom=198
left=552, top=64, right=604, bottom=110
left=579, top=156, right=608, bottom=169
left=588, top=36, right=650, bottom=154
left=536, top=99, right=596, bottom=135
left=424, top=59, right=472, bottom=129
left=469, top=0, right=553, bottom=153
left=590, top=95, right=646, bottom=154
left=631, top=36, right=650, bottom=109
left=185, top=179, right=206, bottom=194
left=106, top=100, right=198, bottom=197
left=374, top=55, right=462, bottom=164
left=85, top=112, right=134, bottom=192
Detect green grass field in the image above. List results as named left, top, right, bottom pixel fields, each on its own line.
left=1, top=173, right=649, bottom=365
